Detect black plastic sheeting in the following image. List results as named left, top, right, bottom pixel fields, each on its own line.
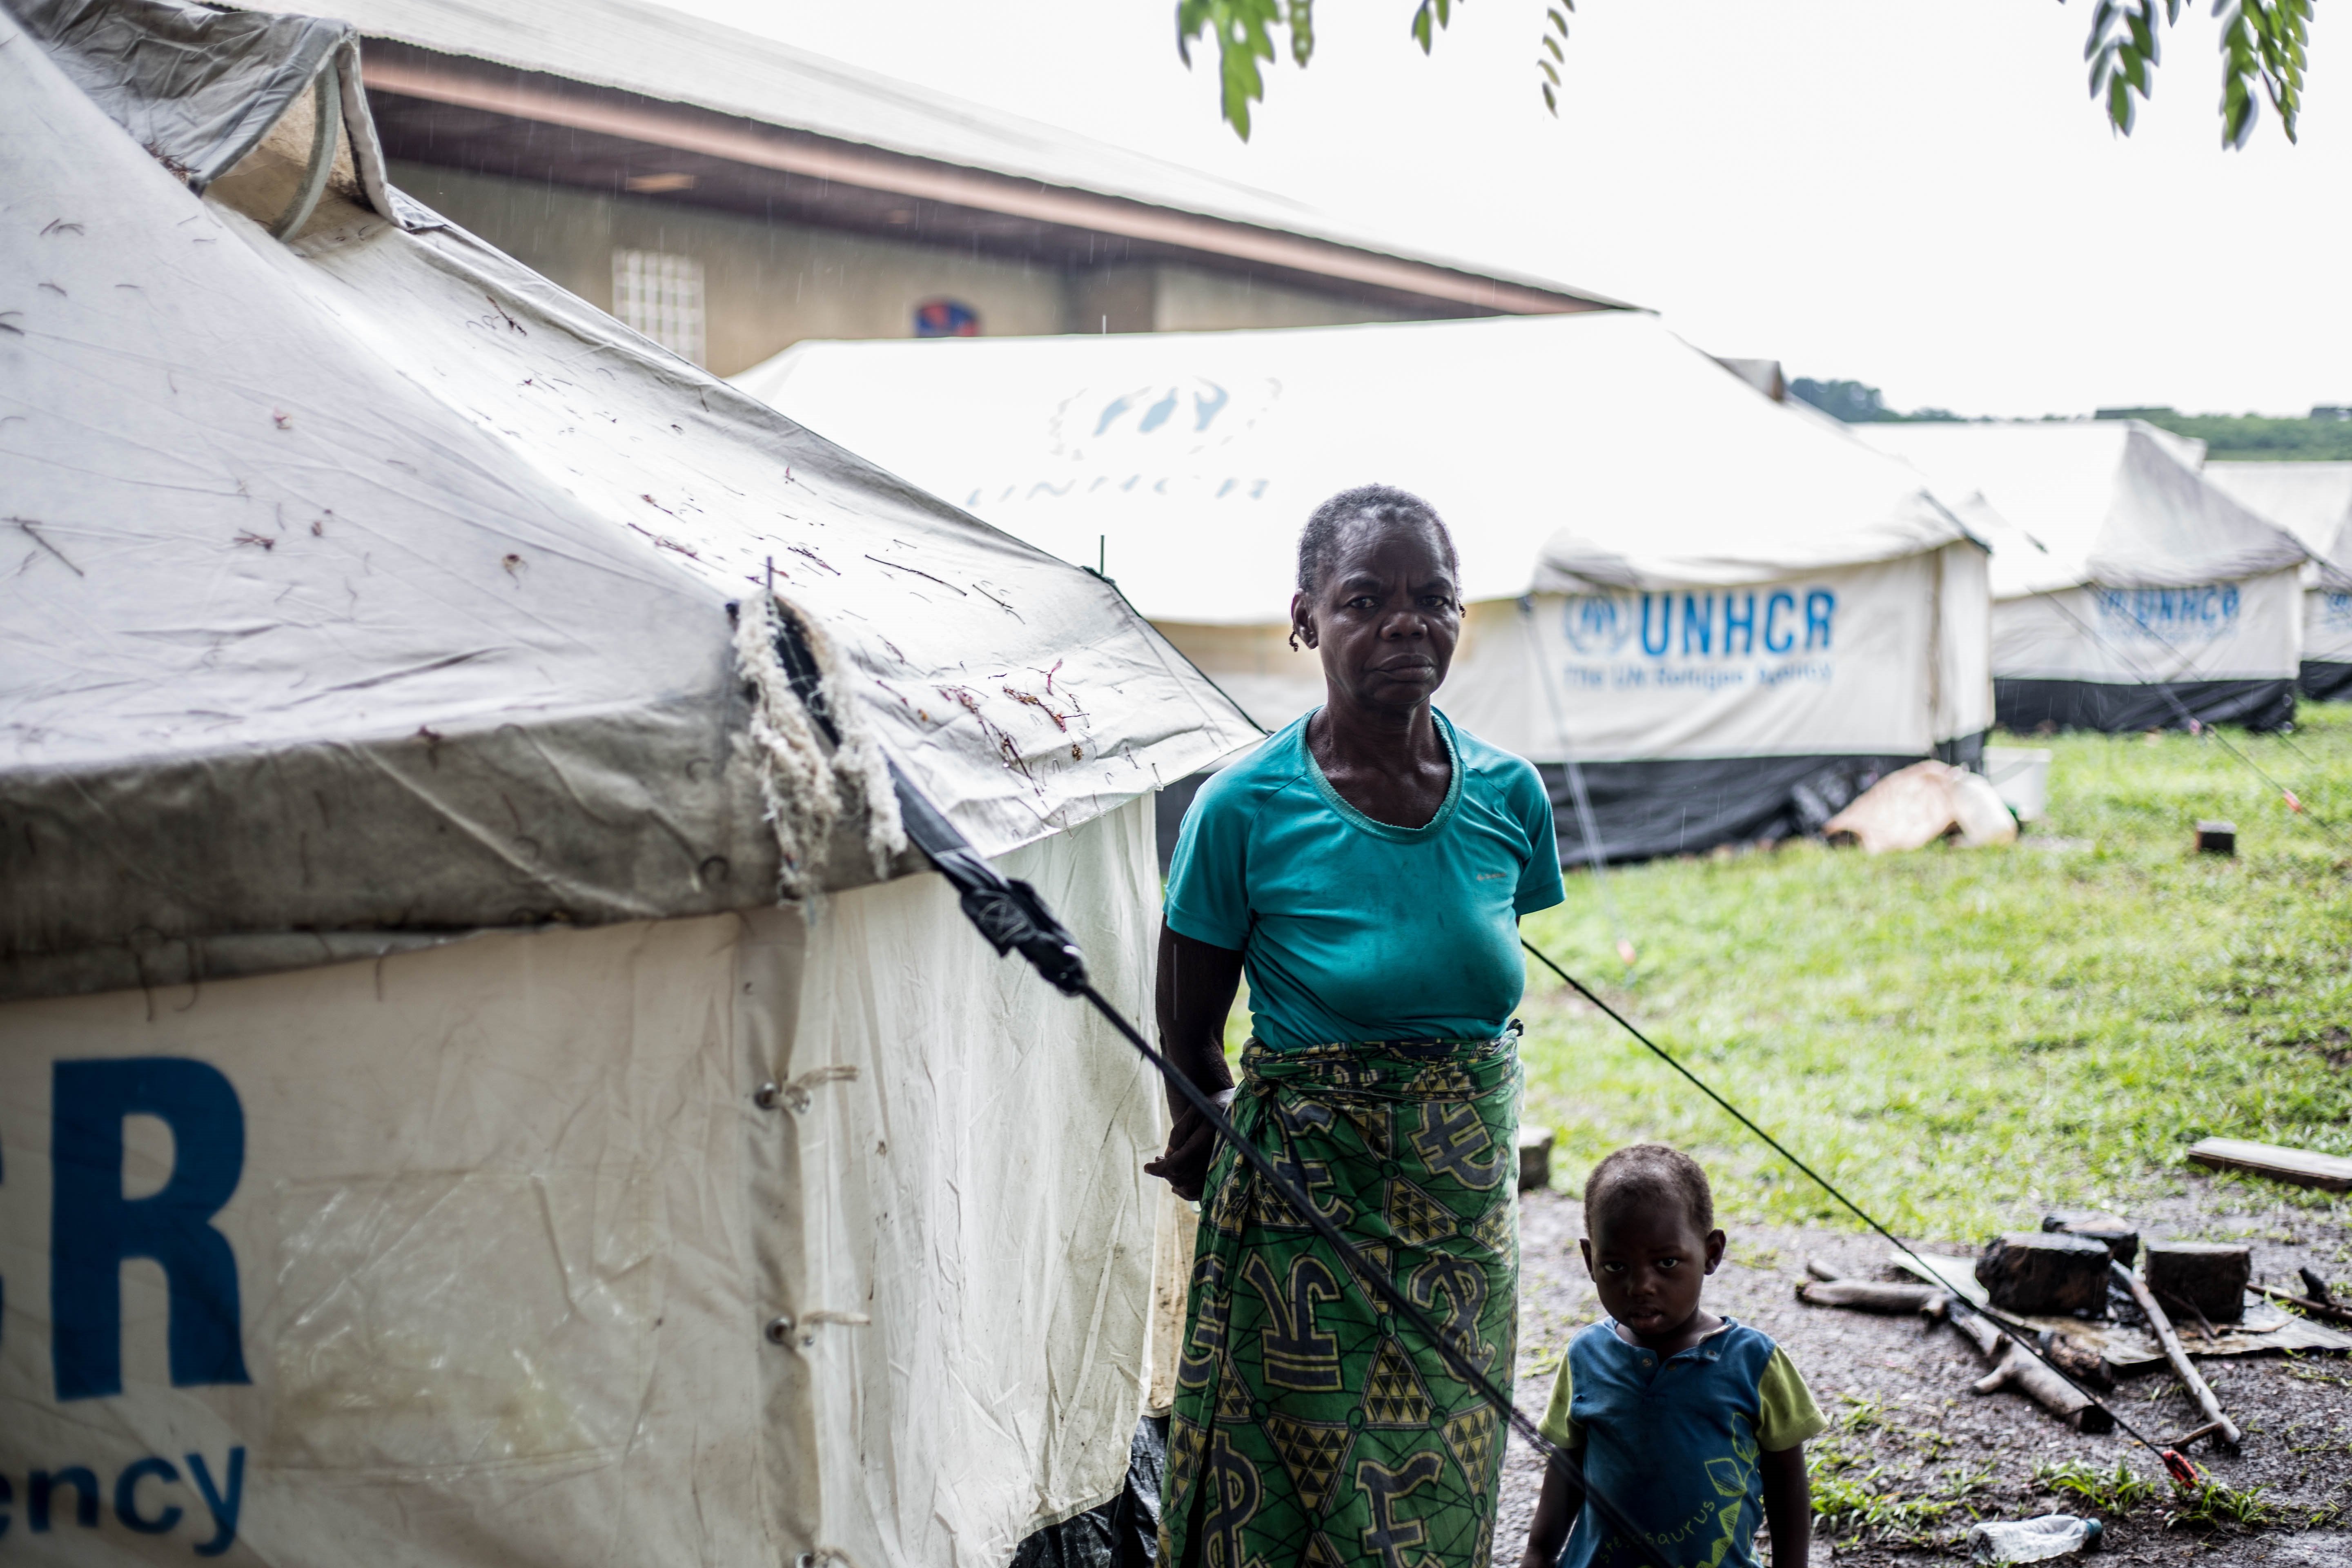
left=1010, top=1415, right=1168, bottom=1568
left=1994, top=677, right=2296, bottom=733
left=1539, top=737, right=1985, bottom=867
left=2302, top=662, right=2352, bottom=703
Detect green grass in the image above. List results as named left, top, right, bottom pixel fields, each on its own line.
left=2034, top=1458, right=2164, bottom=1515
left=1809, top=1397, right=1996, bottom=1542
left=1515, top=708, right=2352, bottom=1241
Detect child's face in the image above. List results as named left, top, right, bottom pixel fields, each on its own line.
left=1579, top=1205, right=1726, bottom=1342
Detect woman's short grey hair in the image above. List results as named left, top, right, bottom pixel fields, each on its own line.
left=1296, top=484, right=1460, bottom=597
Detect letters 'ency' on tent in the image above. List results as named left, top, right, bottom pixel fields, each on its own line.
left=0, top=3, right=1256, bottom=1564
left=2205, top=461, right=2352, bottom=702
left=1860, top=421, right=2312, bottom=733
left=737, top=311, right=1993, bottom=864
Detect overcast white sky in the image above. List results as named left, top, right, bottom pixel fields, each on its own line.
left=668, top=0, right=2348, bottom=418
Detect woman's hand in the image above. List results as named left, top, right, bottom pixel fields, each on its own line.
left=1144, top=1094, right=1226, bottom=1200
left=1147, top=925, right=1245, bottom=1200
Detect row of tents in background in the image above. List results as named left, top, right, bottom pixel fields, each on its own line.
left=737, top=317, right=2352, bottom=865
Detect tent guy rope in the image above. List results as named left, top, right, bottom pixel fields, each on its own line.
left=770, top=610, right=2203, bottom=1513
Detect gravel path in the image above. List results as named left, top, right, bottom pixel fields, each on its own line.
left=1499, top=1181, right=2352, bottom=1565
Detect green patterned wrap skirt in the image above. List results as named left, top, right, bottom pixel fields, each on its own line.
left=1161, top=1032, right=1523, bottom=1568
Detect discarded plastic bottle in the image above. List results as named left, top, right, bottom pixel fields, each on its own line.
left=1967, top=1514, right=2103, bottom=1564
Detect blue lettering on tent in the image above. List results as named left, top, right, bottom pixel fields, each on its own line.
left=186, top=1449, right=244, bottom=1557
left=1805, top=590, right=1836, bottom=650
left=2091, top=584, right=2244, bottom=642
left=1722, top=593, right=1756, bottom=655
left=1192, top=382, right=1229, bottom=430
left=0, top=1452, right=238, bottom=1553
left=2324, top=591, right=2352, bottom=628
left=51, top=1058, right=250, bottom=1402
left=1639, top=595, right=1672, bottom=656
left=1681, top=594, right=1714, bottom=655
left=31, top=1468, right=100, bottom=1532
left=1568, top=589, right=1835, bottom=663
left=115, top=1458, right=183, bottom=1535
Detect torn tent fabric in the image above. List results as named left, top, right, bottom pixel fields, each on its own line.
left=0, top=4, right=1250, bottom=1566
left=0, top=0, right=1255, bottom=1000
left=740, top=312, right=1991, bottom=862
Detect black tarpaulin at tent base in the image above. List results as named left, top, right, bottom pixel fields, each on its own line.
left=1541, top=733, right=1989, bottom=867
left=1011, top=1416, right=1167, bottom=1568
left=1994, top=678, right=2296, bottom=734
left=2302, top=662, right=2352, bottom=703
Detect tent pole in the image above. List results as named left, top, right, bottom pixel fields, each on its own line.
left=1518, top=597, right=1635, bottom=969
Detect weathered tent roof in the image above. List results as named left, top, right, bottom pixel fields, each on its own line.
left=0, top=0, right=1253, bottom=999
left=736, top=311, right=1982, bottom=625
left=1858, top=421, right=2309, bottom=599
left=2205, top=460, right=2352, bottom=590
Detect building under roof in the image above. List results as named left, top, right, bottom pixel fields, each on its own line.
left=274, top=0, right=1625, bottom=374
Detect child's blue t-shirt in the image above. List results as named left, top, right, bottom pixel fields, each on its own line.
left=1538, top=1318, right=1824, bottom=1568
left=1163, top=709, right=1564, bottom=1050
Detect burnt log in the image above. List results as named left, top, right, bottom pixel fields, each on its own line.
left=2040, top=1210, right=2140, bottom=1267
left=2036, top=1329, right=2114, bottom=1390
left=2145, top=1242, right=2251, bottom=1324
left=1974, top=1343, right=2116, bottom=1433
left=1952, top=1310, right=2114, bottom=1433
left=1977, top=1231, right=2112, bottom=1316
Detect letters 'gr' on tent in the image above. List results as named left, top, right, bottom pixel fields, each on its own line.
left=0, top=3, right=1256, bottom=1566
left=737, top=311, right=1993, bottom=864
left=1859, top=421, right=2312, bottom=733
left=2204, top=461, right=2352, bottom=702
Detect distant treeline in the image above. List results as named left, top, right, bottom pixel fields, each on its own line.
left=2095, top=408, right=2352, bottom=462
left=1788, top=379, right=2352, bottom=462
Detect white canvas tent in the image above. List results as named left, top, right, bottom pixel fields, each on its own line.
left=737, top=312, right=1992, bottom=863
left=2204, top=461, right=2352, bottom=700
left=0, top=5, right=1254, bottom=1567
left=1860, top=422, right=2311, bottom=732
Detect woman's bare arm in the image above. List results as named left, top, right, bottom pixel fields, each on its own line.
left=1141, top=923, right=1245, bottom=1200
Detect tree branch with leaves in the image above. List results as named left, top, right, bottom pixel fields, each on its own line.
left=1177, top=0, right=2312, bottom=146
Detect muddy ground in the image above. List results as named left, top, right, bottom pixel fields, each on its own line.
left=1498, top=1181, right=2352, bottom=1565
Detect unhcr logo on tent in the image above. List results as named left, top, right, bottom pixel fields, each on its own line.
left=2319, top=591, right=2352, bottom=628
left=2091, top=584, right=2242, bottom=642
left=1563, top=590, right=1837, bottom=659
left=1044, top=377, right=1282, bottom=463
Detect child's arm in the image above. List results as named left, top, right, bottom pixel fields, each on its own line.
left=1758, top=1443, right=1810, bottom=1568
left=1518, top=1458, right=1579, bottom=1568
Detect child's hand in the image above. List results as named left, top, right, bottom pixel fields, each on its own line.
left=1520, top=1458, right=1578, bottom=1568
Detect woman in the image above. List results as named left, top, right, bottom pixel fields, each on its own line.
left=1149, top=485, right=1565, bottom=1568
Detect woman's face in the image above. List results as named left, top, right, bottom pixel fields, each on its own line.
left=1292, top=517, right=1461, bottom=718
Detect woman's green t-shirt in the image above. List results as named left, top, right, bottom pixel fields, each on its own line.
left=1164, top=709, right=1566, bottom=1050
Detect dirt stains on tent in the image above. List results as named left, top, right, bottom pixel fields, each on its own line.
left=866, top=553, right=964, bottom=594
left=11, top=518, right=85, bottom=577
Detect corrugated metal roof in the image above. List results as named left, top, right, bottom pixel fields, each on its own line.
left=284, top=0, right=1619, bottom=305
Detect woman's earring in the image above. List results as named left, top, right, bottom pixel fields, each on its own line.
left=1287, top=628, right=1301, bottom=651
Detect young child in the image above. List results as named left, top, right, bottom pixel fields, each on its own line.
left=1519, top=1145, right=1824, bottom=1568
